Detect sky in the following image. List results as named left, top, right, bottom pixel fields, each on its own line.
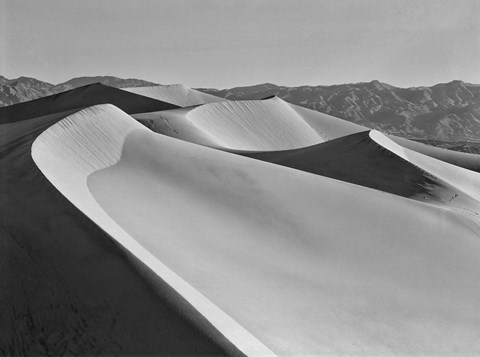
left=2, top=0, right=480, bottom=88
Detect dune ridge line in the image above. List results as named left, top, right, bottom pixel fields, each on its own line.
left=31, top=104, right=276, bottom=357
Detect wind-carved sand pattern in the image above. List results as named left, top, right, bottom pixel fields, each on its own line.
left=31, top=98, right=480, bottom=354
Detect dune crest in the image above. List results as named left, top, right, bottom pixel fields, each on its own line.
left=123, top=84, right=224, bottom=107
left=241, top=130, right=479, bottom=212
left=31, top=104, right=275, bottom=357
left=390, top=135, right=480, bottom=172
left=32, top=104, right=480, bottom=354
left=134, top=96, right=366, bottom=151
left=371, top=130, right=480, bottom=208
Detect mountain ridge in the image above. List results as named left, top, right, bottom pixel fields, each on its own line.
left=0, top=75, right=157, bottom=107
left=2, top=75, right=480, bottom=143
left=197, top=79, right=480, bottom=142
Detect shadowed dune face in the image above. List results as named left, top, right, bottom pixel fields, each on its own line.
left=123, top=84, right=225, bottom=107
left=242, top=130, right=480, bottom=212
left=370, top=131, right=480, bottom=208
left=243, top=130, right=440, bottom=198
left=133, top=96, right=367, bottom=151
left=0, top=83, right=179, bottom=125
left=0, top=103, right=241, bottom=355
left=31, top=105, right=480, bottom=355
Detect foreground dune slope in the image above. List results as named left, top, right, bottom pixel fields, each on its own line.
left=0, top=107, right=240, bottom=355
left=31, top=104, right=273, bottom=356
left=123, top=84, right=225, bottom=107
left=33, top=104, right=480, bottom=355
left=133, top=96, right=366, bottom=151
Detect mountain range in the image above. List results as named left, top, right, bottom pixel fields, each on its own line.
left=200, top=80, right=480, bottom=142
left=0, top=75, right=156, bottom=107
left=2, top=75, right=480, bottom=143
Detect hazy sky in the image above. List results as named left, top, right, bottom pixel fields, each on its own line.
left=2, top=0, right=479, bottom=88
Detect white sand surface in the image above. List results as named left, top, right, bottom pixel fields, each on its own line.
left=31, top=104, right=274, bottom=356
left=371, top=130, right=480, bottom=211
left=390, top=135, right=480, bottom=172
left=33, top=104, right=480, bottom=355
left=134, top=96, right=365, bottom=151
left=123, top=84, right=224, bottom=107
left=132, top=92, right=480, bottom=170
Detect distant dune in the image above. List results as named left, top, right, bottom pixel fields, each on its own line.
left=199, top=80, right=480, bottom=143
left=0, top=82, right=179, bottom=124
left=123, top=84, right=224, bottom=107
left=133, top=96, right=365, bottom=151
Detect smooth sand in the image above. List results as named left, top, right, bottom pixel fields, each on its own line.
left=243, top=130, right=480, bottom=213
left=32, top=104, right=273, bottom=356
left=133, top=96, right=366, bottom=151
left=123, top=84, right=224, bottom=107
left=1, top=99, right=238, bottom=354
left=33, top=104, right=480, bottom=355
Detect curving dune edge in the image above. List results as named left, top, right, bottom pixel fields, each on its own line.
left=32, top=103, right=480, bottom=355
left=31, top=104, right=274, bottom=356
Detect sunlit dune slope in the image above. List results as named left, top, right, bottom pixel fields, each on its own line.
left=131, top=93, right=480, bottom=175
left=133, top=96, right=366, bottom=151
left=370, top=131, right=480, bottom=210
left=390, top=135, right=480, bottom=172
left=33, top=104, right=480, bottom=355
left=31, top=105, right=273, bottom=356
left=123, top=84, right=224, bottom=107
left=0, top=104, right=240, bottom=355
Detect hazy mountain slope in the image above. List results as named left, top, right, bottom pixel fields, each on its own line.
left=0, top=76, right=158, bottom=106
left=0, top=76, right=54, bottom=106
left=199, top=80, right=480, bottom=142
left=53, top=76, right=157, bottom=92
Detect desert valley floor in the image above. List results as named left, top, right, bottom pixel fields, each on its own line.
left=2, top=83, right=480, bottom=355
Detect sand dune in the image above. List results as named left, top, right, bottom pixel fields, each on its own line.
left=133, top=96, right=366, bottom=151
left=0, top=83, right=179, bottom=124
left=1, top=98, right=239, bottom=355
left=390, top=135, right=480, bottom=172
left=371, top=131, right=480, bottom=206
left=32, top=104, right=273, bottom=356
left=131, top=94, right=480, bottom=177
left=243, top=130, right=480, bottom=213
left=123, top=84, right=224, bottom=107
left=33, top=104, right=480, bottom=355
